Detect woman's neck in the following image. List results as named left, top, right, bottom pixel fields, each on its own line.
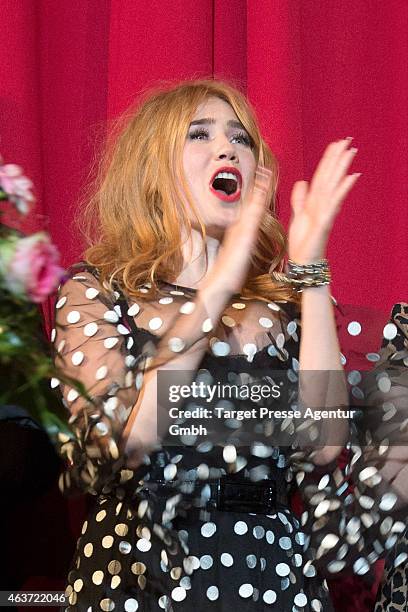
left=173, top=227, right=221, bottom=289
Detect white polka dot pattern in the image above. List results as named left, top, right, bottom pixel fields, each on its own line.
left=67, top=310, right=80, bottom=323
left=52, top=270, right=408, bottom=612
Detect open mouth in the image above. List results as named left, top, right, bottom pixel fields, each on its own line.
left=210, top=167, right=242, bottom=202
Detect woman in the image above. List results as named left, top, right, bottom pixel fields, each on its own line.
left=53, top=80, right=359, bottom=611
left=373, top=302, right=408, bottom=611
left=296, top=299, right=408, bottom=588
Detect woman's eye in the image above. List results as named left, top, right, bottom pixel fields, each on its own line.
left=188, top=128, right=210, bottom=141
left=231, top=131, right=252, bottom=147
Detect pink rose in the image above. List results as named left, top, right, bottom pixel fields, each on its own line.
left=0, top=163, right=35, bottom=214
left=5, top=233, right=64, bottom=302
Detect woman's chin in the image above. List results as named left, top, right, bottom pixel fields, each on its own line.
left=189, top=205, right=242, bottom=239
left=214, top=204, right=242, bottom=225
left=206, top=213, right=240, bottom=237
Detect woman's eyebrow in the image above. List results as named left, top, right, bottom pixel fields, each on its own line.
left=189, top=118, right=246, bottom=130
left=190, top=118, right=214, bottom=126
left=228, top=120, right=246, bottom=130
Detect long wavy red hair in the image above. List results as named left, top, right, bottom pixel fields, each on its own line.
left=82, top=79, right=296, bottom=303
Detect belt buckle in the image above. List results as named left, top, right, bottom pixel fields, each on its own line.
left=216, top=478, right=277, bottom=514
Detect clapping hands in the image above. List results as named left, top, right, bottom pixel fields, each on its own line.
left=288, top=138, right=360, bottom=264
left=203, top=139, right=359, bottom=299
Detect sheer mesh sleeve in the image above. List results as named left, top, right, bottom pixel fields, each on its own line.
left=52, top=266, right=228, bottom=495
left=53, top=270, right=301, bottom=497
left=52, top=267, right=154, bottom=494
left=295, top=303, right=408, bottom=577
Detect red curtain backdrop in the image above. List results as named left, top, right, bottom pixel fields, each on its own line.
left=1, top=0, right=407, bottom=314
left=1, top=1, right=407, bottom=610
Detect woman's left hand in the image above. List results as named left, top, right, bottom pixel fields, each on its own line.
left=288, top=138, right=360, bottom=264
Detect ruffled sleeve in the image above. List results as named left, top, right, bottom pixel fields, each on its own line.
left=296, top=303, right=408, bottom=577
left=52, top=270, right=306, bottom=498
left=52, top=266, right=156, bottom=494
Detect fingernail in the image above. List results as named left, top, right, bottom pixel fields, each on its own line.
left=353, top=172, right=362, bottom=177
left=345, top=136, right=354, bottom=141
left=350, top=147, right=358, bottom=154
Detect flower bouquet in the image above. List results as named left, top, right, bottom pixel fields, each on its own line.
left=0, top=156, right=71, bottom=437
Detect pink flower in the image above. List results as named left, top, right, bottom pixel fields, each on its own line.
left=0, top=163, right=35, bottom=214
left=5, top=233, right=64, bottom=302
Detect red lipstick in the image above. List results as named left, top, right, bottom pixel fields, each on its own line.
left=209, top=166, right=242, bottom=203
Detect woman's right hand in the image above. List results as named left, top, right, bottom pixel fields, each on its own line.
left=288, top=139, right=359, bottom=264
left=200, top=166, right=272, bottom=298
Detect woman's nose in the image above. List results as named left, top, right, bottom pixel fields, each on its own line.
left=217, top=150, right=238, bottom=162
left=214, top=138, right=238, bottom=162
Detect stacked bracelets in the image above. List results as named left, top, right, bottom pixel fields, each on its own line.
left=272, top=259, right=331, bottom=292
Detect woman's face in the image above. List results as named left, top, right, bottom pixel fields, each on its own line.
left=182, top=97, right=257, bottom=233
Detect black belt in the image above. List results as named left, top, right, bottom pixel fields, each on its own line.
left=207, top=477, right=285, bottom=514
left=147, top=477, right=287, bottom=515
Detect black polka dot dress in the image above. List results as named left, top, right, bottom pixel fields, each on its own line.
left=52, top=265, right=408, bottom=611
left=372, top=303, right=408, bottom=612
